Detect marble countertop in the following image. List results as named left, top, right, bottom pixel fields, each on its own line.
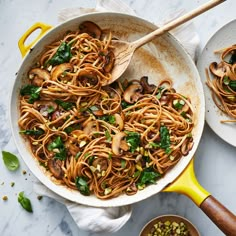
left=0, top=0, right=236, bottom=235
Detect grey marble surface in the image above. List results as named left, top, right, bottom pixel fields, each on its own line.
left=0, top=0, right=236, bottom=235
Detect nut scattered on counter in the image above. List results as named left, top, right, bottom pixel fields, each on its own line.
left=37, top=195, right=43, bottom=200
left=10, top=182, right=15, bottom=187
left=22, top=170, right=27, bottom=175
left=148, top=220, right=190, bottom=236
left=2, top=196, right=8, bottom=201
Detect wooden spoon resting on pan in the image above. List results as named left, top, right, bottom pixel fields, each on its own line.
left=104, top=0, right=226, bottom=85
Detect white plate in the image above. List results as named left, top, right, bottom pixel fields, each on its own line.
left=197, top=19, right=236, bottom=147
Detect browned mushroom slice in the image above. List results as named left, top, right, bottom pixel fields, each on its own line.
left=209, top=61, right=227, bottom=77
left=112, top=132, right=129, bottom=155
left=77, top=70, right=98, bottom=86
left=140, top=76, right=156, bottom=94
left=123, top=83, right=143, bottom=104
left=181, top=137, right=194, bottom=156
left=29, top=68, right=50, bottom=86
left=79, top=21, right=102, bottom=39
left=83, top=121, right=98, bottom=135
left=47, top=159, right=64, bottom=179
left=103, top=50, right=115, bottom=73
left=51, top=63, right=73, bottom=81
left=114, top=113, right=124, bottom=130
left=33, top=101, right=58, bottom=117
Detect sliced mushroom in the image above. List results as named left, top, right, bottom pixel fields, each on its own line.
left=209, top=61, right=227, bottom=77
left=123, top=83, right=143, bottom=104
left=48, top=159, right=64, bottom=179
left=79, top=21, right=102, bottom=39
left=92, top=158, right=108, bottom=172
left=33, top=101, right=58, bottom=117
left=114, top=113, right=124, bottom=130
left=103, top=50, right=115, bottom=73
left=140, top=76, right=156, bottom=94
left=83, top=121, right=98, bottom=135
left=181, top=138, right=194, bottom=156
left=51, top=63, right=73, bottom=81
left=112, top=132, right=128, bottom=155
left=77, top=70, right=98, bottom=86
left=29, top=68, right=50, bottom=86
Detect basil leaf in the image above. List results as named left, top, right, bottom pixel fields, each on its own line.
left=75, top=176, right=90, bottom=196
left=18, top=191, right=33, bottom=213
left=55, top=99, right=75, bottom=111
left=229, top=52, right=236, bottom=65
left=20, top=85, right=41, bottom=104
left=229, top=80, right=236, bottom=91
left=125, top=131, right=140, bottom=153
left=19, top=129, right=44, bottom=136
left=48, top=42, right=72, bottom=66
left=99, top=115, right=116, bottom=124
left=105, top=130, right=112, bottom=142
left=2, top=151, right=20, bottom=171
left=160, top=126, right=170, bottom=150
left=121, top=101, right=132, bottom=109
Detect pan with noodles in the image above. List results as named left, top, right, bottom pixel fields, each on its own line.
left=18, top=21, right=194, bottom=199
left=11, top=13, right=236, bottom=235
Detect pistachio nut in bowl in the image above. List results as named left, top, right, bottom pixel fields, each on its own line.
left=140, top=214, right=200, bottom=236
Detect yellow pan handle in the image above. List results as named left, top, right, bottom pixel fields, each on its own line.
left=18, top=22, right=52, bottom=57
left=163, top=158, right=210, bottom=207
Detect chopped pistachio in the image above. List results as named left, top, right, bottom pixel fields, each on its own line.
left=22, top=170, right=27, bottom=175
left=10, top=182, right=15, bottom=187
left=2, top=196, right=8, bottom=201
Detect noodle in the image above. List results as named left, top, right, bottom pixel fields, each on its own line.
left=205, top=45, right=236, bottom=123
left=18, top=21, right=194, bottom=199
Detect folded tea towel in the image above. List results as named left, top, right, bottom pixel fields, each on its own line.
left=34, top=0, right=200, bottom=233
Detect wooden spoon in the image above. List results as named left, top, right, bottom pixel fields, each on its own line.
left=105, top=0, right=226, bottom=85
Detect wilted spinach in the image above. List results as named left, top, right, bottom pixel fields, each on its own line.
left=20, top=85, right=41, bottom=104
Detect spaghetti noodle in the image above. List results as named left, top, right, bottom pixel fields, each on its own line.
left=18, top=21, right=194, bottom=199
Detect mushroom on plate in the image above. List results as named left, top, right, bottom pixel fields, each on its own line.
left=140, top=76, right=156, bottom=94
left=209, top=61, right=227, bottom=77
left=123, top=83, right=143, bottom=104
left=29, top=68, right=50, bottom=86
left=47, top=159, right=64, bottom=179
left=112, top=132, right=129, bottom=155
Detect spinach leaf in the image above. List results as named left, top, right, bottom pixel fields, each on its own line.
left=138, top=168, right=161, bottom=186
left=105, top=130, right=112, bottom=142
left=18, top=191, right=33, bottom=213
left=99, top=115, right=116, bottom=124
left=55, top=99, right=75, bottom=111
left=121, top=101, right=132, bottom=109
left=48, top=136, right=67, bottom=160
left=48, top=42, right=72, bottom=66
left=125, top=131, right=140, bottom=153
left=75, top=176, right=90, bottom=196
left=160, top=126, right=170, bottom=149
left=19, top=129, right=44, bottom=136
left=2, top=151, right=20, bottom=171
left=20, top=85, right=41, bottom=104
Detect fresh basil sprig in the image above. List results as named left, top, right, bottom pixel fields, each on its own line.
left=2, top=151, right=20, bottom=171
left=18, top=191, right=33, bottom=213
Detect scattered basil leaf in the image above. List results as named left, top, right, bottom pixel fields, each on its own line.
left=48, top=42, right=72, bottom=66
left=99, top=115, right=116, bottom=124
left=47, top=105, right=55, bottom=114
left=48, top=136, right=67, bottom=160
left=75, top=176, right=90, bottom=196
left=125, top=131, right=140, bottom=153
left=160, top=126, right=171, bottom=150
left=2, top=151, right=20, bottom=171
left=18, top=191, right=33, bottom=213
left=19, top=129, right=44, bottom=136
left=20, top=85, right=41, bottom=104
left=229, top=80, right=236, bottom=91
left=121, top=101, right=132, bottom=109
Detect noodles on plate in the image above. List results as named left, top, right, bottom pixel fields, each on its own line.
left=205, top=44, right=236, bottom=123
left=18, top=21, right=194, bottom=199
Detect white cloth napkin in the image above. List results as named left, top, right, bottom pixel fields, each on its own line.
left=34, top=0, right=200, bottom=233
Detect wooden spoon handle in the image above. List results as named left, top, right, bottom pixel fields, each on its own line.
left=200, top=196, right=236, bottom=236
left=132, top=0, right=226, bottom=49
